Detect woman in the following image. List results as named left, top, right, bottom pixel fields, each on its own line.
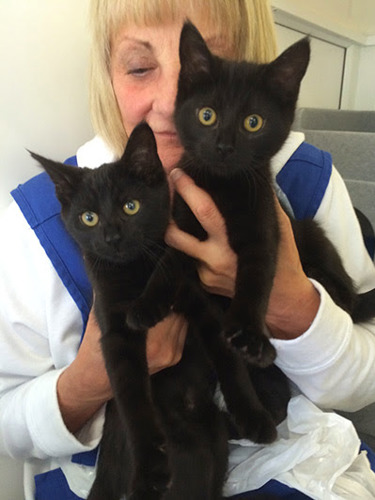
left=1, top=0, right=375, bottom=498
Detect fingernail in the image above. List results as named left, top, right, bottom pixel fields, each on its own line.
left=170, top=168, right=183, bottom=182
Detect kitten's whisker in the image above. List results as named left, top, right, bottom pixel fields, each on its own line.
left=142, top=245, right=173, bottom=286
left=240, top=167, right=257, bottom=210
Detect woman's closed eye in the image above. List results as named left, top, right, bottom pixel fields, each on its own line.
left=127, top=66, right=154, bottom=77
left=125, top=54, right=157, bottom=78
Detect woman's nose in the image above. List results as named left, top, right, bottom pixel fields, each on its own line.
left=153, top=68, right=179, bottom=117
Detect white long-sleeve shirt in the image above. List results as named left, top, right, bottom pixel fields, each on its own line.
left=1, top=132, right=375, bottom=499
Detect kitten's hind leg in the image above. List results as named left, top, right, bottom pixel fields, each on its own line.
left=212, top=336, right=277, bottom=443
left=87, top=401, right=128, bottom=500
left=248, top=364, right=291, bottom=425
left=100, top=321, right=171, bottom=499
left=180, top=289, right=277, bottom=444
left=152, top=334, right=229, bottom=500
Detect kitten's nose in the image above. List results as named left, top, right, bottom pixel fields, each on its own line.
left=217, top=142, right=234, bottom=158
left=105, top=232, right=121, bottom=248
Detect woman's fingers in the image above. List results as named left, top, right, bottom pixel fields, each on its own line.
left=146, top=313, right=188, bottom=374
left=167, top=168, right=237, bottom=297
left=165, top=220, right=203, bottom=259
left=169, top=168, right=227, bottom=238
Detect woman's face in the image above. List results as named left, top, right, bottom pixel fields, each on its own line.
left=110, top=18, right=227, bottom=172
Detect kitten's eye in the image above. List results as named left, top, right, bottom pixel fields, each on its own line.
left=244, top=114, right=264, bottom=132
left=198, top=107, right=217, bottom=126
left=81, top=211, right=99, bottom=227
left=123, top=200, right=140, bottom=215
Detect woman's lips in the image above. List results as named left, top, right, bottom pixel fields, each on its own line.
left=154, top=130, right=178, bottom=138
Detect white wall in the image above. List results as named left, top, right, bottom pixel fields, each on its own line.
left=0, top=1, right=91, bottom=497
left=275, top=25, right=345, bottom=109
left=0, top=0, right=92, bottom=212
left=0, top=456, right=24, bottom=500
left=355, top=45, right=375, bottom=110
left=272, top=0, right=375, bottom=112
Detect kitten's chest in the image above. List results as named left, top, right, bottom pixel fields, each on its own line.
left=174, top=169, right=277, bottom=250
left=87, top=257, right=155, bottom=303
left=196, top=172, right=272, bottom=220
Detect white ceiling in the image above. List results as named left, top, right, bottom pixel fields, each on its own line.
left=347, top=0, right=375, bottom=37
left=271, top=0, right=375, bottom=45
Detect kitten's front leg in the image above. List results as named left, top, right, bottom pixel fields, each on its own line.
left=126, top=249, right=188, bottom=331
left=224, top=245, right=277, bottom=367
left=100, top=315, right=171, bottom=499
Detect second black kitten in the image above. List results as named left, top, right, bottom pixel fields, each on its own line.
left=130, top=23, right=374, bottom=370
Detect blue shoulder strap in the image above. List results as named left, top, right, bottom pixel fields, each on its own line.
left=12, top=156, right=97, bottom=485
left=276, top=141, right=332, bottom=220
left=11, top=156, right=92, bottom=332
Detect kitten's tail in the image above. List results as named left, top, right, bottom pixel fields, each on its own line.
left=352, top=288, right=375, bottom=323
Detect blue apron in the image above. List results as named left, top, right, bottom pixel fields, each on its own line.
left=11, top=143, right=370, bottom=499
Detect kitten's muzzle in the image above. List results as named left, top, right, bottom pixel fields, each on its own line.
left=217, top=142, right=234, bottom=159
left=105, top=232, right=121, bottom=249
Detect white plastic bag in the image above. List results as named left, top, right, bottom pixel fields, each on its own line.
left=223, top=395, right=375, bottom=499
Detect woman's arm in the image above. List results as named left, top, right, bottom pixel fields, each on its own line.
left=273, top=167, right=375, bottom=411
left=0, top=203, right=95, bottom=460
left=57, top=310, right=187, bottom=434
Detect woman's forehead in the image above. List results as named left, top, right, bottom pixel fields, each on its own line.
left=111, top=20, right=235, bottom=61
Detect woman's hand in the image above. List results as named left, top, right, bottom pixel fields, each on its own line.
left=57, top=309, right=187, bottom=433
left=166, top=168, right=320, bottom=341
left=265, top=198, right=320, bottom=339
left=146, top=312, right=188, bottom=374
left=165, top=168, right=237, bottom=297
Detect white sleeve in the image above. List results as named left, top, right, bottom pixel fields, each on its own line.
left=0, top=202, right=104, bottom=460
left=272, top=166, right=375, bottom=412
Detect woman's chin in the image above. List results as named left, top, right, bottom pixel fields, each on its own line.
left=158, top=144, right=184, bottom=173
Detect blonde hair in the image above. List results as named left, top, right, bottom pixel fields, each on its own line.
left=89, top=0, right=277, bottom=157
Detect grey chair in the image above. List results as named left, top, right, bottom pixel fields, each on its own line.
left=293, top=107, right=375, bottom=259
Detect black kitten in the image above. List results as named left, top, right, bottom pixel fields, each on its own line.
left=32, top=123, right=233, bottom=500
left=130, top=22, right=374, bottom=372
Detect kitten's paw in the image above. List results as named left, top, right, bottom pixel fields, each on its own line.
left=126, top=299, right=169, bottom=331
left=227, top=401, right=278, bottom=444
left=126, top=300, right=150, bottom=330
left=226, top=328, right=276, bottom=367
left=239, top=409, right=278, bottom=444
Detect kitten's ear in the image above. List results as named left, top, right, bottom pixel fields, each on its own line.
left=121, top=122, right=165, bottom=185
left=29, top=150, right=83, bottom=205
left=265, top=37, right=310, bottom=105
left=177, top=21, right=213, bottom=99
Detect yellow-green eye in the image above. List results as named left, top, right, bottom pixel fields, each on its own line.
left=244, top=114, right=264, bottom=132
left=81, top=211, right=99, bottom=227
left=198, top=107, right=217, bottom=126
left=123, top=199, right=140, bottom=215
